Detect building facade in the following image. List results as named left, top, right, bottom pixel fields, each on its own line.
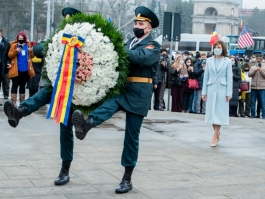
left=192, top=0, right=240, bottom=36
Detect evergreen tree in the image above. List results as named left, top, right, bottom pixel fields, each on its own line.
left=245, top=7, right=265, bottom=36
left=175, top=0, right=185, bottom=33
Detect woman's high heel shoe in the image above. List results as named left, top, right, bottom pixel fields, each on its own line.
left=211, top=142, right=217, bottom=147
left=211, top=131, right=220, bottom=147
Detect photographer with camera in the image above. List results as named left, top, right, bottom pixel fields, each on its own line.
left=248, top=57, right=265, bottom=119
left=153, top=49, right=169, bottom=110
left=7, top=31, right=34, bottom=107
left=194, top=52, right=207, bottom=114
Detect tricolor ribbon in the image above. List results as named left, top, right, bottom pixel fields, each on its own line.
left=47, top=33, right=85, bottom=125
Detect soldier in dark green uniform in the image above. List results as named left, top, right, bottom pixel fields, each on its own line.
left=71, top=6, right=160, bottom=194
left=3, top=7, right=81, bottom=186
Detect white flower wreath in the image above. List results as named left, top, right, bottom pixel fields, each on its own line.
left=44, top=22, right=119, bottom=106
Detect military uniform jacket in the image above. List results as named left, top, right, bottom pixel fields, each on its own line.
left=116, top=35, right=160, bottom=116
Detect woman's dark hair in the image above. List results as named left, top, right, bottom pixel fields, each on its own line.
left=241, top=63, right=250, bottom=71
left=230, top=56, right=238, bottom=66
left=195, top=52, right=200, bottom=59
left=185, top=58, right=193, bottom=67
left=16, top=31, right=27, bottom=42
left=213, top=40, right=228, bottom=57
left=160, top=48, right=168, bottom=54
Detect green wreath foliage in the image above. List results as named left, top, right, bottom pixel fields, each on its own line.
left=42, top=13, right=129, bottom=114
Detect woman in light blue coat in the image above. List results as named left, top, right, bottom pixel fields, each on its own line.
left=202, top=41, right=233, bottom=147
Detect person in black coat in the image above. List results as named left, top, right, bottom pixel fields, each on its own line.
left=229, top=56, right=241, bottom=116
left=194, top=52, right=207, bottom=114
left=0, top=29, right=11, bottom=100
left=152, top=49, right=169, bottom=110
left=182, top=57, right=195, bottom=112
left=28, top=41, right=45, bottom=97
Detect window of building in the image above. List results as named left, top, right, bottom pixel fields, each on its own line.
left=199, top=42, right=212, bottom=51
left=178, top=42, right=196, bottom=51
left=205, top=7, right=218, bottom=16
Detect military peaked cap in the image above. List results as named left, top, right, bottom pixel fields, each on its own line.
left=62, top=7, right=81, bottom=18
left=33, top=41, right=44, bottom=58
left=134, top=6, right=159, bottom=28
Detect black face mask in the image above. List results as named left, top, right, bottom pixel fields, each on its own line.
left=244, top=69, right=249, bottom=72
left=133, top=28, right=145, bottom=38
left=18, top=40, right=24, bottom=44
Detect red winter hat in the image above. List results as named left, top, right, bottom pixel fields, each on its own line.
left=16, top=31, right=28, bottom=42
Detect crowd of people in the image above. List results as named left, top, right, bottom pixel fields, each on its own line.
left=152, top=46, right=265, bottom=120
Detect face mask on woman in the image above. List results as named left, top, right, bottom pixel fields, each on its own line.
left=18, top=39, right=24, bottom=44
left=179, top=60, right=184, bottom=64
left=252, top=58, right=256, bottom=62
left=244, top=68, right=249, bottom=72
left=186, top=63, right=191, bottom=66
left=231, top=61, right=235, bottom=65
left=214, top=48, right=222, bottom=56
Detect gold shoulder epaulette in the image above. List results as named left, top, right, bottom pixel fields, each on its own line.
left=32, top=57, right=42, bottom=63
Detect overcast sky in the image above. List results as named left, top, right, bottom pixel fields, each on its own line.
left=243, top=0, right=265, bottom=9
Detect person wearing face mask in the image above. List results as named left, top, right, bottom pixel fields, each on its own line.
left=70, top=6, right=160, bottom=194
left=182, top=57, right=195, bottom=112
left=7, top=31, right=34, bottom=106
left=239, top=63, right=252, bottom=117
left=238, top=57, right=244, bottom=69
left=248, top=56, right=265, bottom=119
left=152, top=49, right=167, bottom=110
left=201, top=40, right=233, bottom=147
left=229, top=56, right=241, bottom=117
left=194, top=53, right=207, bottom=114
left=4, top=6, right=160, bottom=193
left=250, top=55, right=257, bottom=66
left=170, top=55, right=188, bottom=112
left=244, top=57, right=250, bottom=63
left=154, top=49, right=170, bottom=111
left=0, top=29, right=11, bottom=102
left=182, top=50, right=189, bottom=61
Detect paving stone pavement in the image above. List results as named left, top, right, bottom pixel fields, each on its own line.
left=0, top=96, right=265, bottom=199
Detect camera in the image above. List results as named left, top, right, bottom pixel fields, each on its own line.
left=18, top=44, right=23, bottom=49
left=202, top=59, right=206, bottom=64
left=258, top=63, right=262, bottom=67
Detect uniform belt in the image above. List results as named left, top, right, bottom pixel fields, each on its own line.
left=127, top=77, right=152, bottom=83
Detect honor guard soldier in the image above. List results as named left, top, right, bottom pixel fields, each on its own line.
left=71, top=6, right=161, bottom=194
left=4, top=7, right=82, bottom=186
left=3, top=6, right=161, bottom=194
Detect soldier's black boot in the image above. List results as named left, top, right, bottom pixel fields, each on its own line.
left=4, top=100, right=26, bottom=128
left=71, top=110, right=94, bottom=140
left=115, top=167, right=134, bottom=194
left=54, top=161, right=71, bottom=185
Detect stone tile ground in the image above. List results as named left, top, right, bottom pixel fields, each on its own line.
left=0, top=96, right=265, bottom=198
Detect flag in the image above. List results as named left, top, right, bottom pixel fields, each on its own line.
left=240, top=17, right=243, bottom=31
left=238, top=26, right=254, bottom=49
left=209, top=27, right=219, bottom=45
